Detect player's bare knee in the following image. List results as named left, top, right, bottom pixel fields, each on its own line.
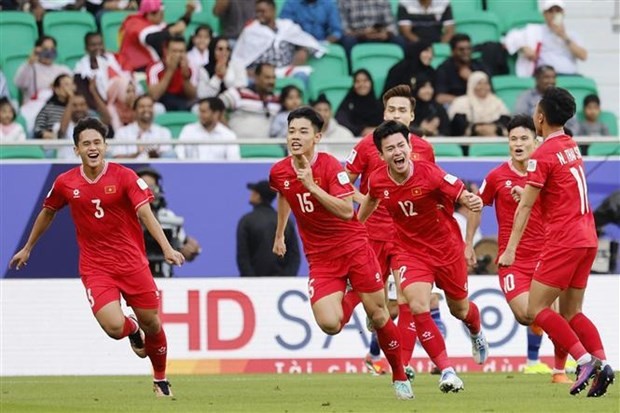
left=368, top=309, right=388, bottom=328
left=430, top=294, right=440, bottom=308
left=409, top=301, right=429, bottom=314
left=514, top=310, right=532, bottom=326
left=448, top=304, right=468, bottom=320
left=101, top=321, right=126, bottom=340
left=138, top=315, right=161, bottom=335
left=318, top=320, right=342, bottom=335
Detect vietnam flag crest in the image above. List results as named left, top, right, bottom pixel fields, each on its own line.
left=411, top=187, right=422, bottom=197
left=105, top=185, right=117, bottom=194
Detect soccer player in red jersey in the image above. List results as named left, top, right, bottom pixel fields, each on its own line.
left=9, top=118, right=185, bottom=397
left=465, top=114, right=571, bottom=383
left=270, top=107, right=413, bottom=400
left=358, top=120, right=489, bottom=393
left=345, top=85, right=435, bottom=374
left=498, top=87, right=615, bottom=397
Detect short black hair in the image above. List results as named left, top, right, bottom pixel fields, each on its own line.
left=279, top=85, right=303, bottom=107
left=373, top=120, right=410, bottom=152
left=52, top=73, right=71, bottom=88
left=256, top=0, right=275, bottom=8
left=168, top=35, right=187, bottom=48
left=0, top=97, right=17, bottom=121
left=538, top=87, right=576, bottom=127
left=583, top=94, right=600, bottom=107
left=255, top=62, right=275, bottom=76
left=534, top=65, right=555, bottom=79
left=35, top=35, right=57, bottom=48
left=449, top=33, right=471, bottom=50
left=310, top=93, right=331, bottom=108
left=198, top=97, right=226, bottom=113
left=287, top=106, right=324, bottom=132
left=133, top=94, right=153, bottom=111
left=507, top=114, right=536, bottom=135
left=73, top=117, right=108, bottom=146
left=84, top=31, right=101, bottom=46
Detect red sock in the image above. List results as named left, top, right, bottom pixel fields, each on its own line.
left=398, top=304, right=416, bottom=365
left=569, top=313, right=607, bottom=361
left=145, top=328, right=168, bottom=381
left=375, top=319, right=407, bottom=382
left=551, top=337, right=569, bottom=371
left=534, top=308, right=586, bottom=361
left=119, top=316, right=137, bottom=339
left=463, top=301, right=481, bottom=335
left=413, top=312, right=450, bottom=371
left=340, top=290, right=361, bottom=327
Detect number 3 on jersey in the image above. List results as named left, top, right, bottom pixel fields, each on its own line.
left=91, top=199, right=105, bottom=219
left=296, top=193, right=314, bottom=213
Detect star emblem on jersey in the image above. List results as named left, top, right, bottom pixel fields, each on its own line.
left=411, top=187, right=422, bottom=197
left=73, top=189, right=80, bottom=198
left=104, top=185, right=116, bottom=194
left=505, top=180, right=512, bottom=188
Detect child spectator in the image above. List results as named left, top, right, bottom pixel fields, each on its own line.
left=579, top=94, right=609, bottom=136
left=0, top=98, right=26, bottom=142
left=269, top=85, right=303, bottom=138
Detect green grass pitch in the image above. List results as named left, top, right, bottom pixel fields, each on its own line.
left=2, top=373, right=618, bottom=413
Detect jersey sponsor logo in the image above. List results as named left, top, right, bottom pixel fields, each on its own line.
left=73, top=189, right=80, bottom=199
left=383, top=190, right=390, bottom=199
left=337, top=171, right=350, bottom=185
left=411, top=187, right=422, bottom=197
left=105, top=185, right=117, bottom=194
left=137, top=178, right=149, bottom=190
left=375, top=272, right=381, bottom=282
left=527, top=159, right=537, bottom=172
left=284, top=180, right=290, bottom=189
left=345, top=149, right=357, bottom=164
left=443, top=174, right=458, bottom=185
left=505, top=180, right=512, bottom=188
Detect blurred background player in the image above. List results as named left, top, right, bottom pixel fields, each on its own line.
left=498, top=88, right=615, bottom=397
left=359, top=120, right=488, bottom=393
left=9, top=118, right=185, bottom=397
left=466, top=114, right=572, bottom=383
left=270, top=107, right=413, bottom=400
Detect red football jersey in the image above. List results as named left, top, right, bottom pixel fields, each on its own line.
left=526, top=132, right=597, bottom=248
left=479, top=161, right=544, bottom=259
left=270, top=152, right=368, bottom=259
left=43, top=162, right=154, bottom=277
left=345, top=133, right=435, bottom=241
left=368, top=160, right=465, bottom=264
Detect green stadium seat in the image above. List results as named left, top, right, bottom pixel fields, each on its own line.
left=433, top=143, right=464, bottom=157
left=450, top=0, right=482, bottom=20
left=240, top=144, right=286, bottom=158
left=577, top=111, right=618, bottom=137
left=455, top=11, right=502, bottom=45
left=587, top=143, right=620, bottom=156
left=186, top=11, right=221, bottom=40
left=469, top=143, right=509, bottom=157
left=486, top=0, right=542, bottom=32
left=0, top=145, right=45, bottom=159
left=155, top=111, right=196, bottom=139
left=351, top=44, right=404, bottom=97
left=308, top=75, right=352, bottom=111
left=274, top=77, right=306, bottom=101
left=390, top=0, right=399, bottom=16
left=556, top=76, right=598, bottom=112
left=1, top=53, right=30, bottom=101
left=100, top=11, right=132, bottom=53
left=308, top=43, right=349, bottom=77
left=431, top=43, right=450, bottom=69
left=492, top=75, right=535, bottom=112
left=274, top=0, right=286, bottom=14
left=0, top=12, right=38, bottom=62
left=43, top=12, right=97, bottom=68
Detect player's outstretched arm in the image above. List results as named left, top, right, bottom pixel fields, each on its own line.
left=9, top=208, right=57, bottom=270
left=137, top=204, right=185, bottom=266
left=273, top=194, right=291, bottom=257
left=465, top=209, right=482, bottom=267
left=458, top=190, right=483, bottom=213
left=357, top=194, right=379, bottom=224
left=346, top=171, right=365, bottom=205
left=498, top=184, right=541, bottom=267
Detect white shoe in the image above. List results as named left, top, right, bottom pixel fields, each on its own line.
left=439, top=368, right=464, bottom=393
left=471, top=331, right=489, bottom=364
left=393, top=380, right=414, bottom=400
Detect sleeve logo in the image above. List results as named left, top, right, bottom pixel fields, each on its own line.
left=137, top=178, right=149, bottom=190
left=443, top=174, right=458, bottom=185
left=527, top=159, right=537, bottom=172
left=345, top=149, right=357, bottom=164
left=337, top=171, right=350, bottom=185
left=479, top=179, right=487, bottom=194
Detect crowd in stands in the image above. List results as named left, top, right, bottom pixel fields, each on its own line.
left=0, top=0, right=616, bottom=159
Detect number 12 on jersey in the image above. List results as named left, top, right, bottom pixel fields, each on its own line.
left=398, top=200, right=418, bottom=217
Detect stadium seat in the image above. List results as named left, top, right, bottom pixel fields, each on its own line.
left=274, top=77, right=306, bottom=101
left=450, top=0, right=482, bottom=20
left=0, top=12, right=38, bottom=63
left=186, top=12, right=221, bottom=40
left=351, top=44, right=404, bottom=97
left=308, top=75, right=352, bottom=111
left=155, top=111, right=197, bottom=138
left=455, top=11, right=502, bottom=45
left=556, top=76, right=598, bottom=112
left=492, top=75, right=535, bottom=113
left=1, top=53, right=30, bottom=101
left=587, top=143, right=620, bottom=156
left=240, top=144, right=286, bottom=158
left=308, top=43, right=348, bottom=77
left=0, top=145, right=45, bottom=159
left=390, top=0, right=399, bottom=16
left=43, top=12, right=97, bottom=67
left=469, top=143, right=509, bottom=157
left=431, top=43, right=450, bottom=69
left=486, top=0, right=542, bottom=32
left=100, top=11, right=132, bottom=53
left=433, top=143, right=464, bottom=157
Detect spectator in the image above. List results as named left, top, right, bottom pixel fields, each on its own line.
left=280, top=0, right=343, bottom=43
left=117, top=0, right=194, bottom=72
left=448, top=71, right=510, bottom=137
left=0, top=98, right=26, bottom=142
left=383, top=41, right=435, bottom=94
left=513, top=65, right=579, bottom=133
left=231, top=0, right=325, bottom=78
left=269, top=85, right=303, bottom=138
left=147, top=36, right=198, bottom=111
left=0, top=71, right=10, bottom=100
left=237, top=180, right=300, bottom=277
left=397, top=0, right=455, bottom=45
left=84, top=0, right=139, bottom=20
left=136, top=166, right=201, bottom=278
left=197, top=37, right=248, bottom=98
left=187, top=25, right=213, bottom=70
left=435, top=33, right=489, bottom=105
left=106, top=76, right=137, bottom=132
left=337, top=0, right=402, bottom=56
left=311, top=93, right=354, bottom=159
left=33, top=74, right=74, bottom=157
left=335, top=69, right=383, bottom=136
left=580, top=94, right=609, bottom=136
left=503, top=0, right=587, bottom=76
left=218, top=63, right=281, bottom=139
left=212, top=0, right=255, bottom=41
left=175, top=97, right=239, bottom=160
left=412, top=78, right=450, bottom=137
left=111, top=94, right=174, bottom=159
left=29, top=0, right=83, bottom=32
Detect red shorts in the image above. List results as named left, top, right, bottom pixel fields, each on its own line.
left=533, top=247, right=596, bottom=290
left=369, top=238, right=398, bottom=281
left=395, top=254, right=469, bottom=301
left=81, top=266, right=160, bottom=314
left=307, top=243, right=384, bottom=304
left=498, top=258, right=537, bottom=302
